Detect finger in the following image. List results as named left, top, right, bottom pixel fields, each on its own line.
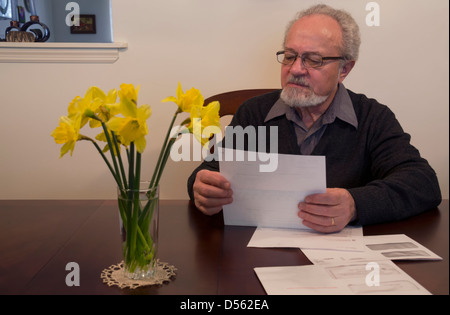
left=298, top=210, right=334, bottom=227
left=298, top=202, right=336, bottom=218
left=301, top=219, right=341, bottom=234
left=194, top=180, right=233, bottom=199
left=197, top=170, right=231, bottom=190
left=194, top=194, right=233, bottom=216
left=305, top=188, right=351, bottom=206
left=305, top=192, right=338, bottom=205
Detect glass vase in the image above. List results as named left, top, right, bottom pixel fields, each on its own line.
left=117, top=182, right=159, bottom=280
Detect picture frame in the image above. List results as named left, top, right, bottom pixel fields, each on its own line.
left=17, top=5, right=25, bottom=23
left=70, top=14, right=96, bottom=34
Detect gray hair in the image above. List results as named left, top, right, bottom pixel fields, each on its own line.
left=284, top=4, right=361, bottom=61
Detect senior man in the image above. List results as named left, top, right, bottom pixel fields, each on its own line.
left=187, top=4, right=441, bottom=233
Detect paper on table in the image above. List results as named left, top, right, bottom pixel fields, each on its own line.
left=363, top=234, right=442, bottom=261
left=254, top=259, right=431, bottom=295
left=219, top=148, right=326, bottom=229
left=302, top=247, right=386, bottom=266
left=247, top=226, right=365, bottom=251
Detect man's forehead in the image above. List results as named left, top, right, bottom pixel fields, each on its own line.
left=285, top=14, right=342, bottom=51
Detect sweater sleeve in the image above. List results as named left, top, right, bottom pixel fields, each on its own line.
left=347, top=103, right=441, bottom=226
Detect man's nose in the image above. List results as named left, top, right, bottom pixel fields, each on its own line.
left=290, top=56, right=308, bottom=74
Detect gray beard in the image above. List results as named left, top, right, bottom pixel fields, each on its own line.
left=280, top=76, right=330, bottom=108
left=280, top=86, right=329, bottom=108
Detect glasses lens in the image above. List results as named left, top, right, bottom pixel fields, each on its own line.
left=277, top=52, right=297, bottom=65
left=302, top=53, right=323, bottom=68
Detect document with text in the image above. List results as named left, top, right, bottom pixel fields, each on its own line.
left=219, top=149, right=326, bottom=229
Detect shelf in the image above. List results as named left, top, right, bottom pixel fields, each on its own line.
left=0, top=42, right=128, bottom=63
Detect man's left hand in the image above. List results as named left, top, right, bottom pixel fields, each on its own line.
left=298, top=188, right=356, bottom=233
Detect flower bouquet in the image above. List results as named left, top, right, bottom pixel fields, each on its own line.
left=51, top=83, right=220, bottom=279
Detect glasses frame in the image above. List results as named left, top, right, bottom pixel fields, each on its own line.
left=276, top=50, right=346, bottom=69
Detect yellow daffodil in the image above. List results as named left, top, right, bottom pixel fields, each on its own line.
left=51, top=115, right=82, bottom=158
left=119, top=83, right=140, bottom=115
left=89, top=88, right=120, bottom=128
left=187, top=101, right=221, bottom=147
left=162, top=82, right=204, bottom=113
left=106, top=104, right=152, bottom=154
left=105, top=84, right=151, bottom=153
left=68, top=86, right=106, bottom=127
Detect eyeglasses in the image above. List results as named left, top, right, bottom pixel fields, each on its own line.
left=276, top=51, right=345, bottom=69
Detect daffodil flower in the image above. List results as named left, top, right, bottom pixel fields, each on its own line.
left=161, top=82, right=204, bottom=113
left=106, top=105, right=152, bottom=153
left=187, top=101, right=221, bottom=146
left=68, top=86, right=105, bottom=127
left=89, top=88, right=120, bottom=128
left=51, top=115, right=82, bottom=158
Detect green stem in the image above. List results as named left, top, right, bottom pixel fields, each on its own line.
left=128, top=149, right=142, bottom=266
left=149, top=109, right=179, bottom=189
left=89, top=140, right=120, bottom=188
left=112, top=132, right=128, bottom=190
left=154, top=137, right=176, bottom=189
left=101, top=122, right=124, bottom=190
left=127, top=143, right=135, bottom=197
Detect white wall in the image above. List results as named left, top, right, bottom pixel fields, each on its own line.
left=0, top=0, right=448, bottom=200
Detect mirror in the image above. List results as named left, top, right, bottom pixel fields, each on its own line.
left=1, top=0, right=113, bottom=42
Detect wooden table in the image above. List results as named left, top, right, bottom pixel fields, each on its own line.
left=0, top=200, right=448, bottom=296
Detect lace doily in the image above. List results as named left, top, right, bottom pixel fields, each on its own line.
left=101, top=260, right=177, bottom=289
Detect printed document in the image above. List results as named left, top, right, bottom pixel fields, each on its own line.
left=219, top=148, right=326, bottom=229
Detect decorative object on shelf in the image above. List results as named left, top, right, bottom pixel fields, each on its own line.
left=51, top=83, right=221, bottom=284
left=20, top=14, right=50, bottom=42
left=0, top=0, right=12, bottom=20
left=70, top=14, right=96, bottom=34
left=1, top=0, right=50, bottom=42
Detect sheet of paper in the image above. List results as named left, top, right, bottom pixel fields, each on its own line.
left=302, top=248, right=386, bottom=266
left=247, top=226, right=365, bottom=252
left=363, top=234, right=442, bottom=261
left=254, top=259, right=431, bottom=295
left=219, top=148, right=326, bottom=229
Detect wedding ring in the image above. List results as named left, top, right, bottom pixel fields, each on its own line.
left=331, top=217, right=335, bottom=226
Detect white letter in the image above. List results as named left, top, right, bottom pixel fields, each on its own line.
left=365, top=262, right=380, bottom=287
left=258, top=126, right=278, bottom=173
left=66, top=2, right=80, bottom=27
left=192, top=118, right=203, bottom=161
left=65, top=262, right=80, bottom=287
left=366, top=2, right=380, bottom=27
left=170, top=134, right=190, bottom=162
left=202, top=125, right=222, bottom=161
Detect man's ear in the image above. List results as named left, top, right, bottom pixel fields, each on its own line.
left=339, top=60, right=355, bottom=82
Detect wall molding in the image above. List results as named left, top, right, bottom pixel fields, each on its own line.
left=0, top=42, right=128, bottom=63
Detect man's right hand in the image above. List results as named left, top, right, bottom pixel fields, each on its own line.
left=193, top=169, right=233, bottom=215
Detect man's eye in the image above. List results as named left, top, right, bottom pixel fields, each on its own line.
left=284, top=54, right=296, bottom=61
left=304, top=57, right=322, bottom=66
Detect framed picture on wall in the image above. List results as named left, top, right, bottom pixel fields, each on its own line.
left=0, top=0, right=12, bottom=20
left=17, top=5, right=25, bottom=23
left=70, top=14, right=96, bottom=34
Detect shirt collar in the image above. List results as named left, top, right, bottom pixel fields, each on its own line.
left=264, top=83, right=358, bottom=129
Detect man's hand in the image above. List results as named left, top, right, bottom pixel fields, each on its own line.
left=193, top=170, right=233, bottom=216
left=298, top=188, right=356, bottom=233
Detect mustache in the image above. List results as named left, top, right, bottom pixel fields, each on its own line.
left=286, top=76, right=309, bottom=87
